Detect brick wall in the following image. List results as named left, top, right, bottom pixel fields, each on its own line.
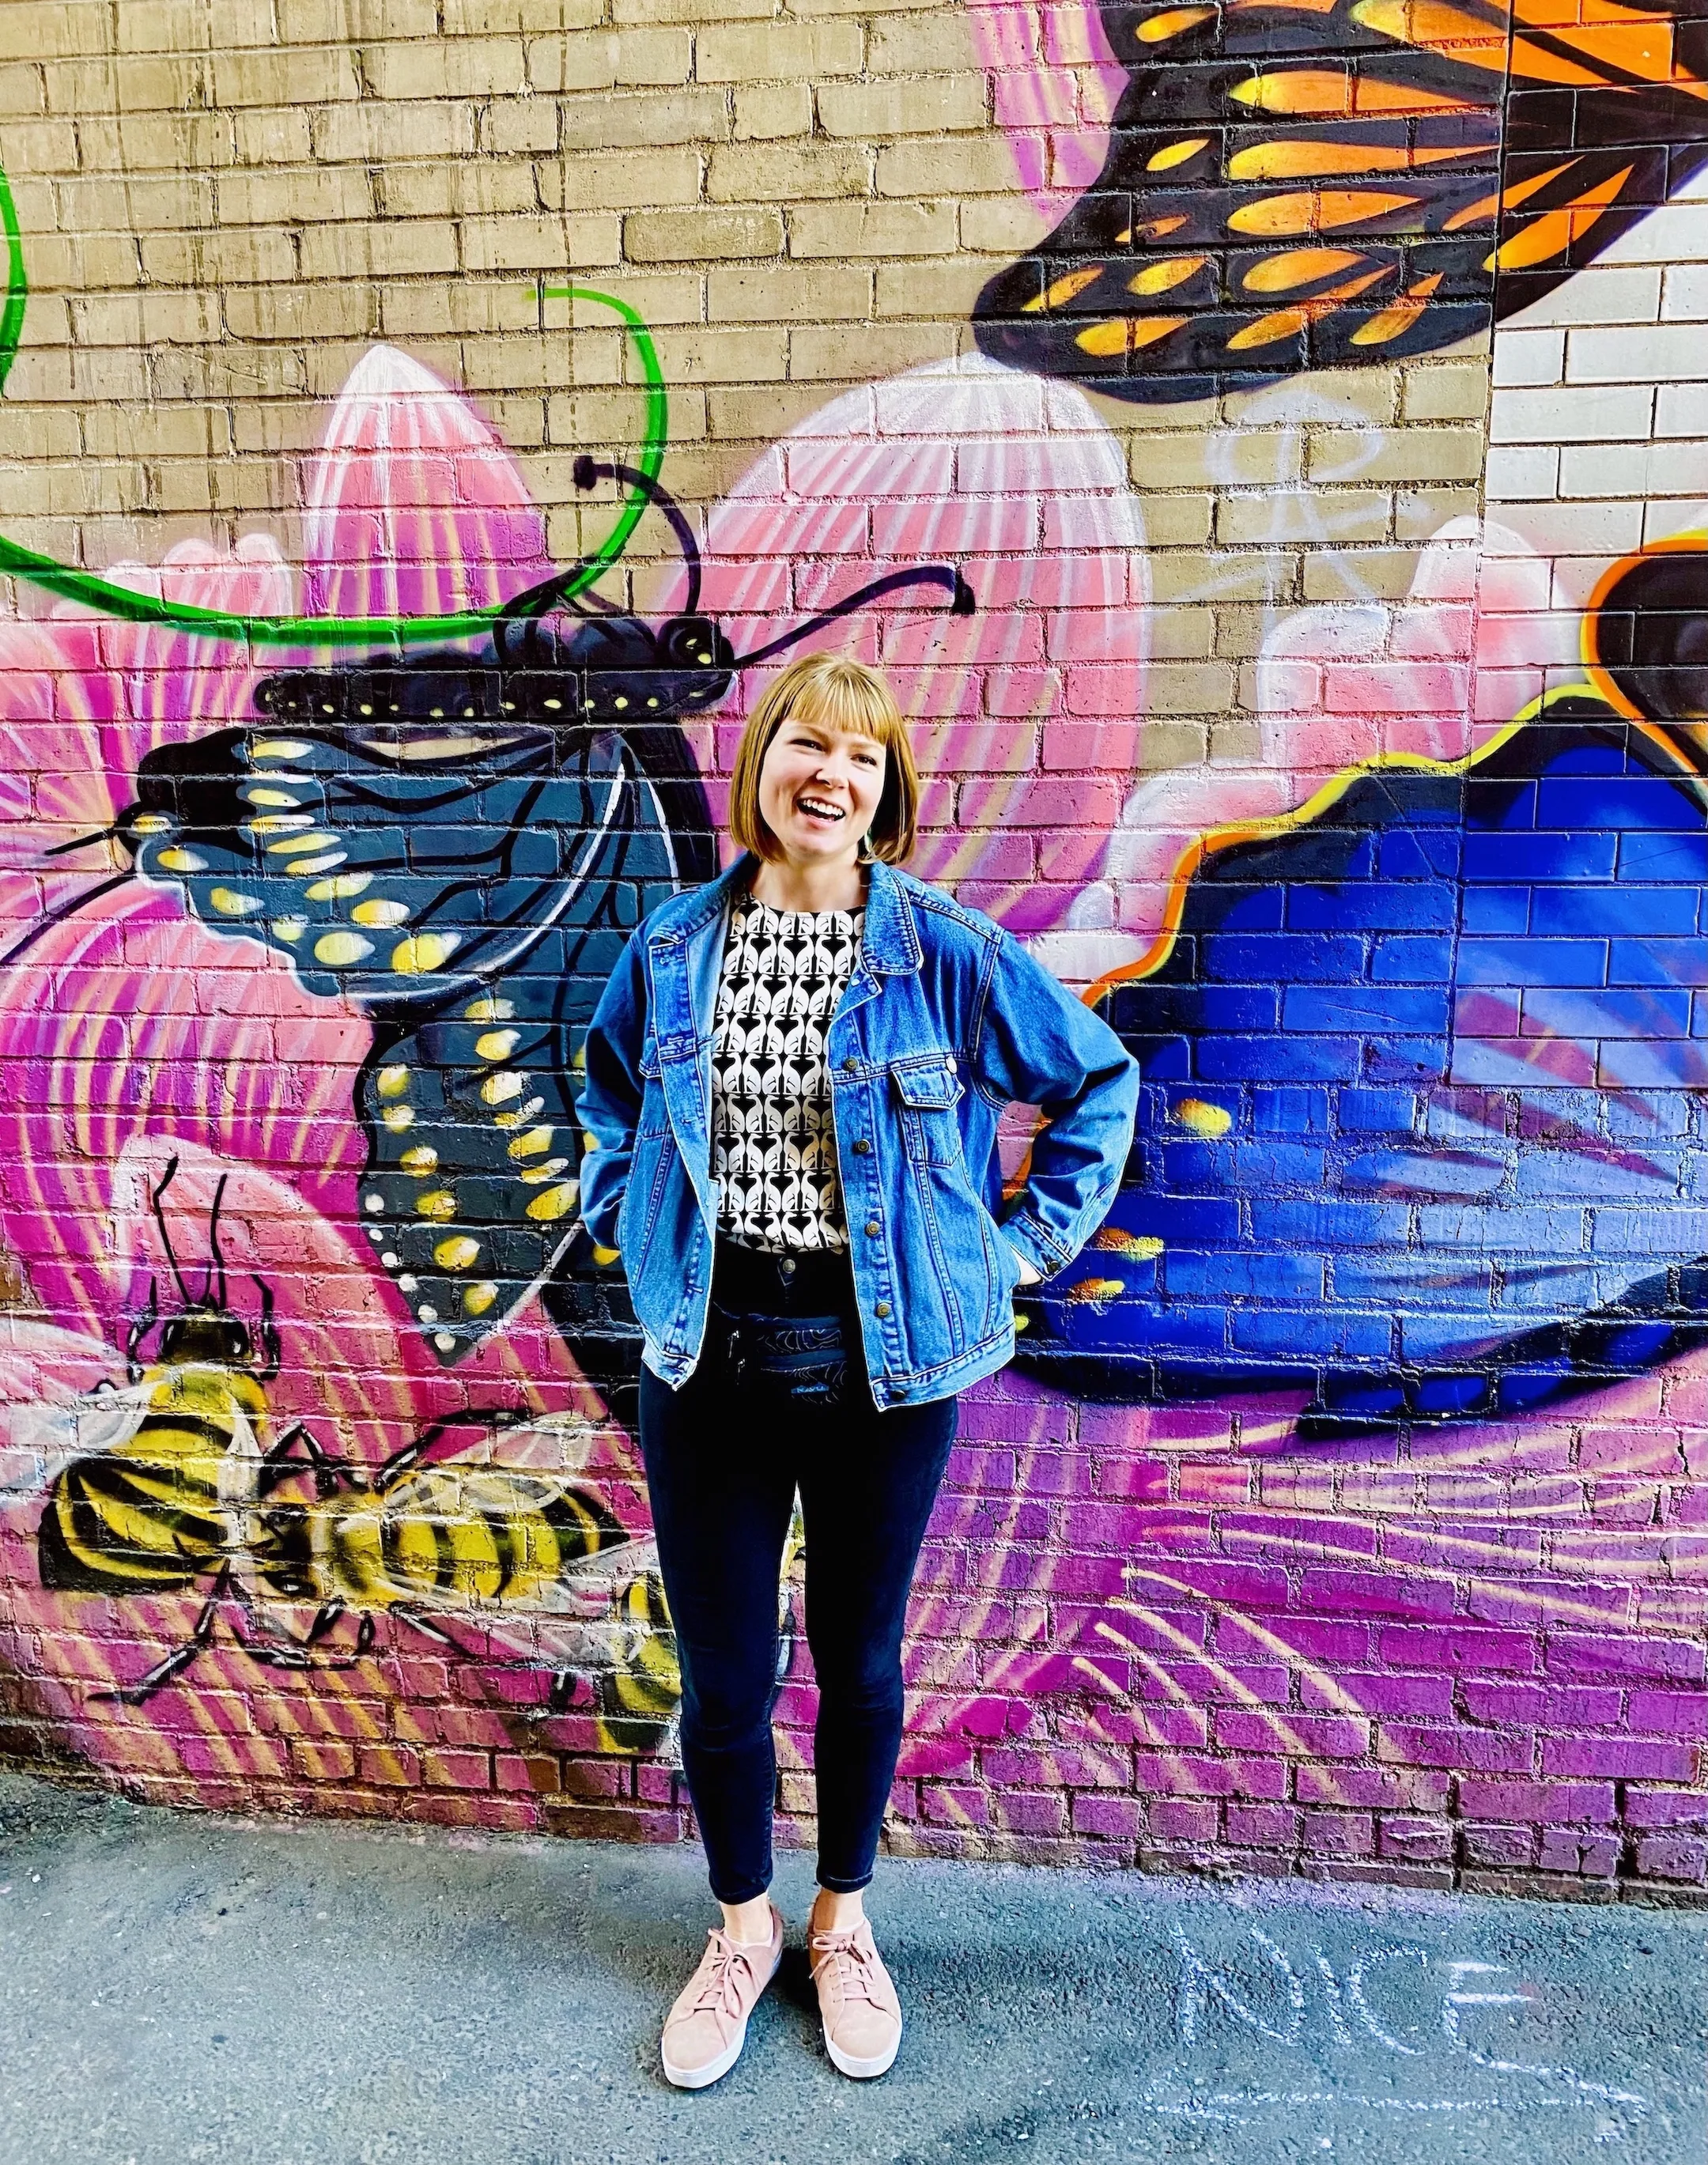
left=0, top=0, right=1702, bottom=1902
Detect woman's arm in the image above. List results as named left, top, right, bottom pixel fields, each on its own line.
left=577, top=928, right=652, bottom=1256
left=970, top=930, right=1140, bottom=1282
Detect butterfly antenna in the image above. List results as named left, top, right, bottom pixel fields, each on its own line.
left=731, top=565, right=976, bottom=669
left=204, top=1172, right=230, bottom=1308
left=503, top=459, right=705, bottom=622
left=43, top=824, right=121, bottom=860
left=150, top=1154, right=194, bottom=1308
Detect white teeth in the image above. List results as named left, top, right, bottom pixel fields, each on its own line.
left=799, top=797, right=844, bottom=819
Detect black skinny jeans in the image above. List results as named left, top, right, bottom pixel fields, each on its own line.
left=638, top=1241, right=957, bottom=1904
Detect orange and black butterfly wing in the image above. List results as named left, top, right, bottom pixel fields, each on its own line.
left=973, top=0, right=1708, bottom=399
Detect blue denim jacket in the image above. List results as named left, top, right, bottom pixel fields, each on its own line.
left=579, top=855, right=1139, bottom=1406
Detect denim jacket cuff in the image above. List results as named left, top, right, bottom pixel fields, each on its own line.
left=1000, top=1209, right=1073, bottom=1279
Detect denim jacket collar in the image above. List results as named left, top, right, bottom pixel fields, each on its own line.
left=646, top=852, right=924, bottom=976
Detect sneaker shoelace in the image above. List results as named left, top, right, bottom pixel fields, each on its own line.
left=691, top=1929, right=764, bottom=2020
left=810, top=1928, right=888, bottom=2011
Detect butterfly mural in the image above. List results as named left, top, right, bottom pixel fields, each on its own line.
left=1016, top=542, right=1708, bottom=1425
left=973, top=0, right=1708, bottom=398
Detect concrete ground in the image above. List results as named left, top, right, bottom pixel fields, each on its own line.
left=0, top=1770, right=1701, bottom=2165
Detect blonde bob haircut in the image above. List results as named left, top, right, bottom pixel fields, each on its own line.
left=727, top=652, right=919, bottom=866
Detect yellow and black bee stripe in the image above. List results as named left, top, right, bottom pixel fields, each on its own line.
left=975, top=0, right=1708, bottom=395
left=37, top=1367, right=267, bottom=1595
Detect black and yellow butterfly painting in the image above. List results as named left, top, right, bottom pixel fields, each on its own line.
left=974, top=0, right=1708, bottom=398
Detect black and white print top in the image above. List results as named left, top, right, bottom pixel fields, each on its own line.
left=710, top=892, right=866, bottom=1253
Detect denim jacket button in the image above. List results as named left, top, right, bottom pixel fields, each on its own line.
left=875, top=1301, right=892, bottom=1319
left=865, top=1219, right=881, bottom=1237
left=852, top=1138, right=871, bottom=1154
left=841, top=1055, right=858, bottom=1072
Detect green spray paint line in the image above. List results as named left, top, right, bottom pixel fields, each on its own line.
left=0, top=163, right=665, bottom=648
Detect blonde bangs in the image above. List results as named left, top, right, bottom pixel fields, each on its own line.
left=727, top=652, right=919, bottom=865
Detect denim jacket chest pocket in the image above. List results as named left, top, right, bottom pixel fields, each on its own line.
left=636, top=1036, right=671, bottom=1136
left=890, top=1054, right=965, bottom=1166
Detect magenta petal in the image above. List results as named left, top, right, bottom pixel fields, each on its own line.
left=661, top=357, right=1147, bottom=938
left=301, top=345, right=553, bottom=624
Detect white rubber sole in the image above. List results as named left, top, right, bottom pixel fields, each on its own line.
left=823, top=2020, right=901, bottom=2080
left=662, top=2014, right=748, bottom=2091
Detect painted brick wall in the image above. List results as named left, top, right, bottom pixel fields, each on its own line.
left=0, top=0, right=1702, bottom=1904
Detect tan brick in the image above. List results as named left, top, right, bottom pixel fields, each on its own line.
left=71, top=289, right=224, bottom=346
left=652, top=325, right=788, bottom=383
left=380, top=276, right=549, bottom=337
left=616, top=0, right=771, bottom=21
left=707, top=142, right=868, bottom=203
left=0, top=64, right=46, bottom=119
left=544, top=153, right=697, bottom=217
left=735, top=85, right=813, bottom=139
left=1394, top=486, right=1481, bottom=538
left=1306, top=426, right=1484, bottom=485
left=708, top=263, right=871, bottom=323
left=530, top=28, right=694, bottom=89
left=1300, top=547, right=1427, bottom=602
left=958, top=197, right=1051, bottom=255
left=549, top=384, right=710, bottom=444
left=225, top=283, right=376, bottom=342
left=232, top=108, right=314, bottom=164
left=217, top=167, right=376, bottom=228
left=210, top=44, right=360, bottom=105
left=791, top=201, right=954, bottom=259
left=138, top=227, right=298, bottom=285
left=0, top=120, right=77, bottom=172
left=878, top=137, right=1029, bottom=198
left=1215, top=488, right=1392, bottom=549
left=818, top=75, right=988, bottom=139
left=8, top=2, right=113, bottom=59
left=83, top=405, right=232, bottom=460
left=560, top=87, right=727, bottom=149
left=376, top=159, right=541, bottom=221
left=363, top=36, right=531, bottom=98
left=25, top=232, right=143, bottom=293
left=445, top=0, right=605, bottom=28
left=282, top=0, right=439, bottom=35
left=314, top=101, right=478, bottom=162
left=868, top=15, right=981, bottom=71
left=1147, top=550, right=1290, bottom=605
left=695, top=22, right=863, bottom=80
left=111, top=111, right=235, bottom=170
left=298, top=219, right=462, bottom=281
left=625, top=207, right=782, bottom=262
left=790, top=321, right=957, bottom=380
left=875, top=254, right=990, bottom=317
left=1400, top=359, right=1491, bottom=422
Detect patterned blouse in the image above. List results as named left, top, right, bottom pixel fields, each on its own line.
left=710, top=892, right=866, bottom=1253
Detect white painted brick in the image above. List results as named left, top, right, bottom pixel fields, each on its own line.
left=1488, top=382, right=1656, bottom=444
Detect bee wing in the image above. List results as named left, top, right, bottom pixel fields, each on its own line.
left=400, top=1536, right=664, bottom=1673
left=0, top=1383, right=149, bottom=1501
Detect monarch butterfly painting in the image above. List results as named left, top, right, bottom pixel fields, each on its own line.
left=973, top=0, right=1708, bottom=398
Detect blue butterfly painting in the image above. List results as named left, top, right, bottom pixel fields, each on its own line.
left=1016, top=693, right=1708, bottom=1430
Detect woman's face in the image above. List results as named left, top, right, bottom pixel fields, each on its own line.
left=757, top=708, right=888, bottom=871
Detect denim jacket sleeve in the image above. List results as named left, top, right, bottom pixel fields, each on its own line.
left=577, top=925, right=649, bottom=1254
left=970, top=930, right=1139, bottom=1279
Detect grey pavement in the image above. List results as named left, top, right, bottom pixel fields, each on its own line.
left=0, top=1768, right=1702, bottom=2165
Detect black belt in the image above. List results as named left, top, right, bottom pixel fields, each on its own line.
left=712, top=1237, right=856, bottom=1406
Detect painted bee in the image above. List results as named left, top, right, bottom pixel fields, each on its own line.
left=32, top=1155, right=679, bottom=1747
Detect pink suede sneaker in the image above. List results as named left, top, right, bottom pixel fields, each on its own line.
left=659, top=1906, right=784, bottom=2090
left=808, top=1917, right=904, bottom=2079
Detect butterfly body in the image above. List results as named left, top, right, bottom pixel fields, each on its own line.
left=976, top=0, right=1708, bottom=397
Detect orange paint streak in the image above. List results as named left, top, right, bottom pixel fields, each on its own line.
left=1229, top=137, right=1492, bottom=179
left=1444, top=155, right=1575, bottom=230
left=1349, top=268, right=1445, bottom=342
left=1241, top=246, right=1368, bottom=291
left=1228, top=187, right=1422, bottom=235
left=1231, top=66, right=1487, bottom=113
left=1226, top=264, right=1393, bottom=346
left=1488, top=163, right=1633, bottom=267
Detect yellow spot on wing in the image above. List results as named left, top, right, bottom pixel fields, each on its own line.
left=155, top=847, right=206, bottom=873
left=376, top=1064, right=410, bottom=1098
left=1137, top=5, right=1214, bottom=36
left=313, top=931, right=373, bottom=965
left=1173, top=1097, right=1234, bottom=1135
left=351, top=898, right=410, bottom=928
left=525, top=1181, right=579, bottom=1222
left=1022, top=266, right=1103, bottom=312
left=474, top=1030, right=520, bottom=1061
left=1128, top=255, right=1207, bottom=296
left=399, top=1146, right=439, bottom=1173
left=520, top=1158, right=571, bottom=1184
left=305, top=871, right=372, bottom=901
left=507, top=1127, right=555, bottom=1159
left=1147, top=136, right=1209, bottom=171
left=270, top=917, right=306, bottom=943
left=415, top=1190, right=458, bottom=1221
left=463, top=996, right=516, bottom=1022
left=391, top=931, right=460, bottom=974
left=210, top=887, right=263, bottom=917
left=434, top=1236, right=481, bottom=1271
left=1067, top=1276, right=1126, bottom=1302
left=381, top=1105, right=414, bottom=1132
left=481, top=1071, right=525, bottom=1106
left=592, top=1245, right=621, bottom=1267
left=463, top=1281, right=499, bottom=1317
left=251, top=739, right=312, bottom=760
left=1091, top=1228, right=1166, bottom=1259
left=240, top=787, right=305, bottom=809
left=1075, top=315, right=1187, bottom=356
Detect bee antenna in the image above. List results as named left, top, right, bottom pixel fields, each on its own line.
left=150, top=1154, right=194, bottom=1307
left=43, top=825, right=120, bottom=859
left=505, top=459, right=703, bottom=622
left=204, top=1173, right=230, bottom=1308
left=731, top=563, right=975, bottom=669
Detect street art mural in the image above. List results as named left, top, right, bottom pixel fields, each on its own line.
left=0, top=0, right=1701, bottom=1890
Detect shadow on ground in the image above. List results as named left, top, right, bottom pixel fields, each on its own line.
left=0, top=1768, right=1702, bottom=2165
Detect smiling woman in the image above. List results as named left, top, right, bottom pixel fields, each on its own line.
left=577, top=650, right=1139, bottom=2088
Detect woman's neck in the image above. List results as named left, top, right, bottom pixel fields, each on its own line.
left=749, top=849, right=867, bottom=914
